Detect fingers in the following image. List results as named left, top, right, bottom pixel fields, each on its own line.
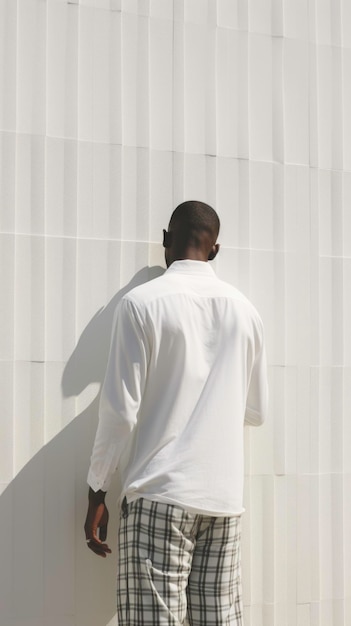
left=84, top=501, right=111, bottom=557
left=86, top=538, right=112, bottom=558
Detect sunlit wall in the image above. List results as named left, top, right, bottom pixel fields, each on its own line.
left=0, top=1, right=350, bottom=625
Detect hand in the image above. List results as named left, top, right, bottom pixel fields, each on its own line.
left=84, top=488, right=112, bottom=558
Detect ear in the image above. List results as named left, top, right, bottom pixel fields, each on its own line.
left=208, top=243, right=220, bottom=261
left=163, top=229, right=172, bottom=249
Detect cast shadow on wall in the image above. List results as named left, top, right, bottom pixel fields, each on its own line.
left=0, top=265, right=164, bottom=626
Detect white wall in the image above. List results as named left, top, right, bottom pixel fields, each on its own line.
left=0, top=1, right=350, bottom=624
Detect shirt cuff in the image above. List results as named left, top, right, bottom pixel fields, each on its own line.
left=244, top=406, right=265, bottom=427
left=87, top=467, right=112, bottom=493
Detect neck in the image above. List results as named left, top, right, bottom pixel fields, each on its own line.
left=176, top=251, right=208, bottom=262
left=169, top=247, right=208, bottom=266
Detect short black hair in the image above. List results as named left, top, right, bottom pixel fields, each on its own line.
left=168, top=201, right=220, bottom=248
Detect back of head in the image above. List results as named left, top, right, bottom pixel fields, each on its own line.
left=168, top=201, right=220, bottom=249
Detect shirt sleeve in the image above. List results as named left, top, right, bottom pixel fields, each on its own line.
left=244, top=317, right=269, bottom=427
left=87, top=297, right=149, bottom=492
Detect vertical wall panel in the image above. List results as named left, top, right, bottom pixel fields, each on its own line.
left=78, top=7, right=94, bottom=142
left=216, top=158, right=250, bottom=249
left=283, top=38, right=309, bottom=165
left=343, top=49, right=351, bottom=171
left=12, top=455, right=45, bottom=620
left=184, top=20, right=216, bottom=155
left=217, top=30, right=247, bottom=158
left=15, top=135, right=45, bottom=234
left=13, top=362, right=45, bottom=474
left=0, top=235, right=15, bottom=360
left=45, top=237, right=77, bottom=362
left=249, top=33, right=273, bottom=161
left=0, top=1, right=17, bottom=132
left=16, top=0, right=46, bottom=135
left=317, top=45, right=343, bottom=171
left=122, top=13, right=149, bottom=147
left=121, top=147, right=150, bottom=241
left=283, top=0, right=309, bottom=40
left=0, top=133, right=16, bottom=232
left=315, top=0, right=342, bottom=46
left=149, top=150, right=173, bottom=241
left=47, top=2, right=79, bottom=140
left=0, top=1, right=350, bottom=625
left=344, top=261, right=351, bottom=368
left=14, top=236, right=45, bottom=362
left=217, top=0, right=244, bottom=30
left=0, top=361, right=14, bottom=488
left=77, top=143, right=122, bottom=239
left=149, top=17, right=173, bottom=151
left=45, top=138, right=78, bottom=237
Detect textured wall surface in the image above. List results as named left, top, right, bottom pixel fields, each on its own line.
left=0, top=1, right=350, bottom=625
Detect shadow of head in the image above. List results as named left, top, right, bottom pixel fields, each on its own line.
left=61, top=265, right=164, bottom=398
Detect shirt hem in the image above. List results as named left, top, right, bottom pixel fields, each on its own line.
left=124, top=491, right=245, bottom=517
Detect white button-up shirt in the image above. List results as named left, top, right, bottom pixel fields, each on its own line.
left=88, top=260, right=268, bottom=516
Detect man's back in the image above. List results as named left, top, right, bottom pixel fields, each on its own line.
left=112, top=259, right=268, bottom=515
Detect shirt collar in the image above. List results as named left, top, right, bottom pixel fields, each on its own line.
left=166, top=259, right=216, bottom=277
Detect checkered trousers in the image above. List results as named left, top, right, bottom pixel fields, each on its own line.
left=117, top=497, right=243, bottom=625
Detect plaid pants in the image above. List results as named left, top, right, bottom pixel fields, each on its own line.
left=117, top=498, right=243, bottom=625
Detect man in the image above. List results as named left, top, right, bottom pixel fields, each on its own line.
left=84, top=201, right=268, bottom=625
